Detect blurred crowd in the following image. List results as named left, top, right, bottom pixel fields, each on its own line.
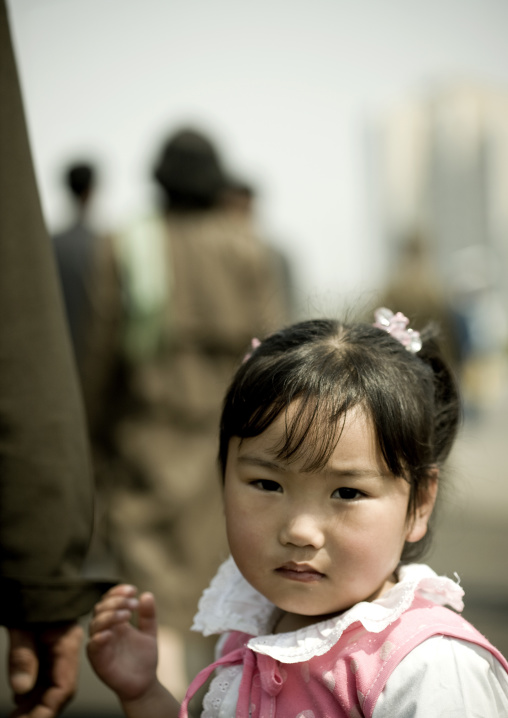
left=51, top=128, right=296, bottom=697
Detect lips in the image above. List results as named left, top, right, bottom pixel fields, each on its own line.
left=275, top=562, right=325, bottom=583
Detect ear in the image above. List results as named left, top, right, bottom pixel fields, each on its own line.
left=405, top=468, right=439, bottom=543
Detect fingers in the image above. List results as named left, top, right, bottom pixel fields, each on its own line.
left=106, top=584, right=139, bottom=597
left=35, top=623, right=82, bottom=717
left=9, top=622, right=83, bottom=718
left=137, top=592, right=157, bottom=637
left=88, top=588, right=158, bottom=650
left=95, top=583, right=138, bottom=606
left=89, top=603, right=138, bottom=638
left=89, top=585, right=146, bottom=639
left=7, top=629, right=39, bottom=695
left=93, top=594, right=140, bottom=617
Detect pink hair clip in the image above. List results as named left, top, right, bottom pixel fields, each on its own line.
left=373, top=307, right=422, bottom=353
left=242, top=337, right=261, bottom=363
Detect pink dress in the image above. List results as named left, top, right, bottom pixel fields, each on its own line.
left=180, top=558, right=508, bottom=717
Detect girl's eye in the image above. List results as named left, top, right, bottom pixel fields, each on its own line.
left=251, top=479, right=282, bottom=493
left=333, top=487, right=363, bottom=500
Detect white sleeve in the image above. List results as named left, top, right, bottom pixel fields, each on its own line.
left=372, top=635, right=508, bottom=718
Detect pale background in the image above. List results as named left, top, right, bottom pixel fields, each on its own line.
left=7, top=0, right=508, bottom=314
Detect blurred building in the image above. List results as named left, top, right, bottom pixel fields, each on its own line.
left=372, top=82, right=508, bottom=410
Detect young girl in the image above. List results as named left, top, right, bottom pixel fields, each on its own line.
left=88, top=309, right=508, bottom=717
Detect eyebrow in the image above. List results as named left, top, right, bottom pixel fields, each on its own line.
left=237, top=455, right=287, bottom=472
left=327, top=467, right=386, bottom=481
left=237, top=454, right=384, bottom=480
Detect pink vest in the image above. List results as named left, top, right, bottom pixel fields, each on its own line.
left=180, top=596, right=508, bottom=717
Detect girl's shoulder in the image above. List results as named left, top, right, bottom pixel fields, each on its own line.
left=372, top=635, right=508, bottom=718
left=298, top=596, right=508, bottom=718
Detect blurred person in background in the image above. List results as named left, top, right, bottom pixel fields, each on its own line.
left=52, top=161, right=100, bottom=371
left=82, top=126, right=289, bottom=701
left=51, top=158, right=124, bottom=583
left=0, top=2, right=111, bottom=715
left=374, top=229, right=465, bottom=374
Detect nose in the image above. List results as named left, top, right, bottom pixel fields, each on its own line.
left=279, top=511, right=325, bottom=549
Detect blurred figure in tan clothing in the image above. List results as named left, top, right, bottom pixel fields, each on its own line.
left=84, top=127, right=289, bottom=703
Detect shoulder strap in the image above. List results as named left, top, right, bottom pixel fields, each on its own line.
left=179, top=645, right=246, bottom=718
left=359, top=597, right=508, bottom=716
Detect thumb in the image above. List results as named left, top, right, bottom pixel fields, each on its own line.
left=7, top=628, right=39, bottom=695
left=137, top=592, right=158, bottom=637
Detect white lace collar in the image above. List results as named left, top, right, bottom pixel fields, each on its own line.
left=192, top=556, right=465, bottom=664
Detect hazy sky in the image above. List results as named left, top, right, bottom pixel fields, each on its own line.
left=8, top=0, right=508, bottom=315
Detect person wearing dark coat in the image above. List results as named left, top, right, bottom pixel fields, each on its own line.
left=0, top=2, right=111, bottom=715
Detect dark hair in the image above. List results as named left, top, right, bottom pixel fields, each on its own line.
left=219, top=318, right=461, bottom=561
left=65, top=163, right=95, bottom=201
left=153, top=127, right=228, bottom=210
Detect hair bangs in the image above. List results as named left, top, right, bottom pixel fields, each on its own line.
left=220, top=337, right=366, bottom=475
left=269, top=392, right=353, bottom=473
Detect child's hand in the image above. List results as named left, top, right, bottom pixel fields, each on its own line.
left=87, top=585, right=159, bottom=702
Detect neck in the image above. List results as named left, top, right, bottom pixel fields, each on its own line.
left=274, top=610, right=340, bottom=634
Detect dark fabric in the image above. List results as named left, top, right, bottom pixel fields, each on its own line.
left=0, top=0, right=113, bottom=626
left=0, top=579, right=116, bottom=625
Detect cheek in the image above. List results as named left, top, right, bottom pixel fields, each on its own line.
left=224, top=486, right=249, bottom=526
left=227, top=508, right=265, bottom=543
left=333, top=504, right=409, bottom=559
left=225, top=513, right=264, bottom=582
left=225, top=496, right=275, bottom=572
left=225, top=493, right=258, bottom=550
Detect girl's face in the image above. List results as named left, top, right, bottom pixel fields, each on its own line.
left=224, top=404, right=435, bottom=631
